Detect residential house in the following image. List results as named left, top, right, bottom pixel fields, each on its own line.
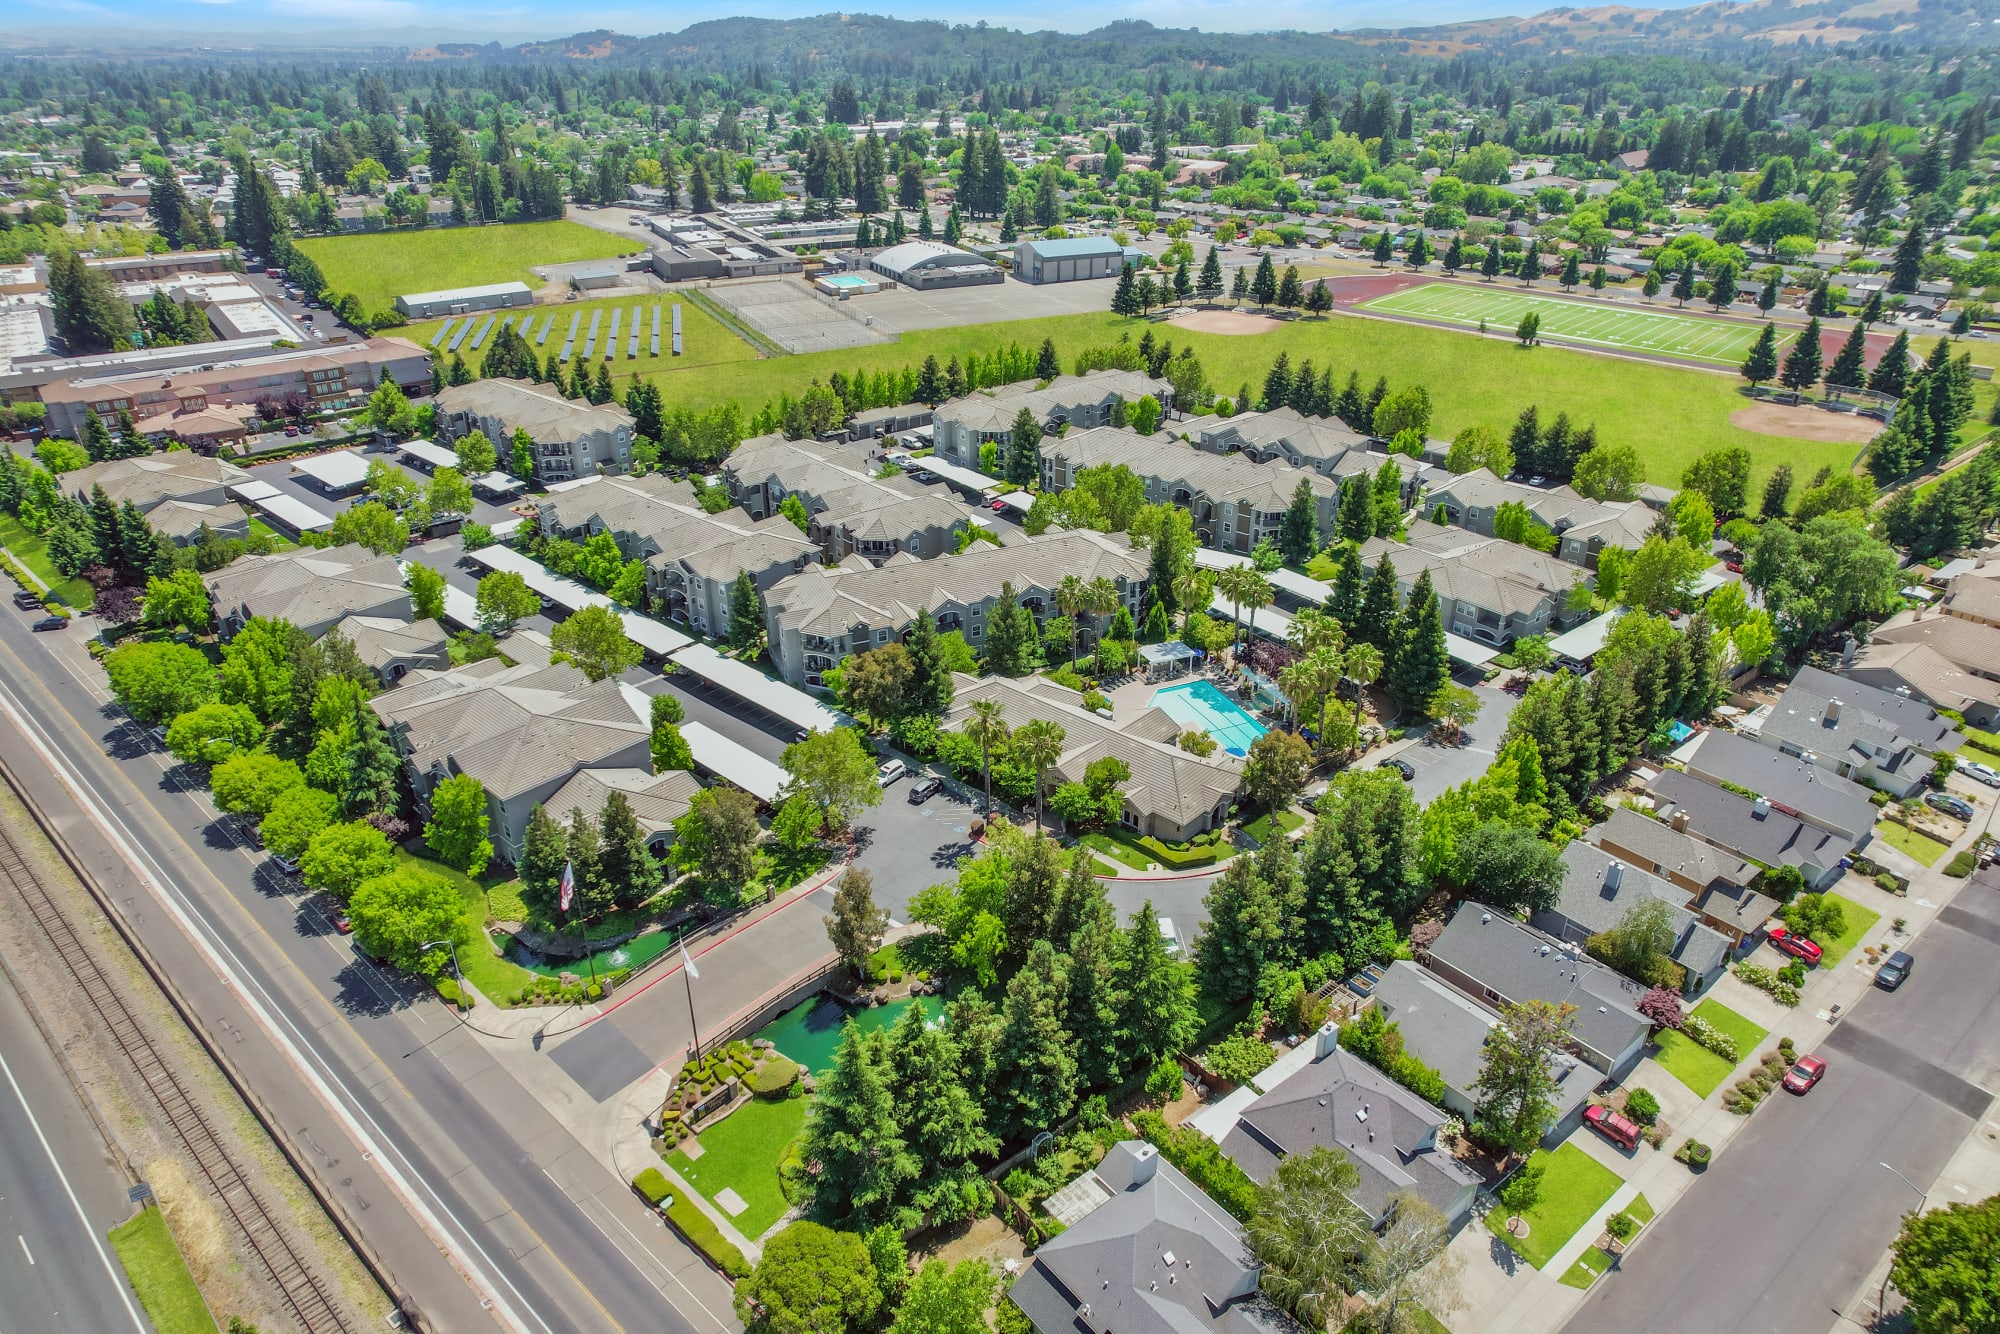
left=1743, top=666, right=1961, bottom=798
left=931, top=371, right=1172, bottom=475
left=723, top=434, right=968, bottom=564
left=1939, top=574, right=2000, bottom=629
left=432, top=378, right=636, bottom=482
left=1041, top=426, right=1346, bottom=557
left=1370, top=961, right=1595, bottom=1145
left=1424, top=468, right=1656, bottom=570
left=1644, top=769, right=1858, bottom=891
left=763, top=528, right=1148, bottom=688
left=1423, top=904, right=1653, bottom=1080
left=541, top=767, right=703, bottom=857
left=1357, top=521, right=1593, bottom=648
left=205, top=545, right=411, bottom=639
left=1215, top=1029, right=1481, bottom=1230
left=144, top=497, right=250, bottom=546
left=328, top=614, right=449, bottom=686
left=537, top=474, right=818, bottom=641
left=1008, top=1141, right=1285, bottom=1334
left=941, top=674, right=1243, bottom=840
left=64, top=452, right=253, bottom=544
left=1849, top=609, right=2000, bottom=728
left=1590, top=806, right=1775, bottom=948
left=369, top=658, right=655, bottom=862
left=1528, top=841, right=1733, bottom=992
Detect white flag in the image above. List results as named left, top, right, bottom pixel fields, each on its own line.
left=680, top=939, right=699, bottom=980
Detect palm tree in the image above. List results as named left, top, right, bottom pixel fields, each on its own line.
left=1012, top=718, right=1067, bottom=831
left=1082, top=576, right=1122, bottom=672
left=1237, top=570, right=1275, bottom=652
left=1054, top=574, right=1088, bottom=669
left=1214, top=565, right=1256, bottom=655
left=1286, top=606, right=1344, bottom=658
left=1279, top=646, right=1345, bottom=737
left=1343, top=641, right=1384, bottom=708
left=966, top=697, right=1010, bottom=817
left=1172, top=567, right=1207, bottom=639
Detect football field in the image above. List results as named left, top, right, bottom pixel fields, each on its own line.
left=1362, top=281, right=1784, bottom=366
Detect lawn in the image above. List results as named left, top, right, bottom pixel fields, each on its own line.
left=393, top=848, right=538, bottom=1002
left=1874, top=819, right=1950, bottom=869
left=109, top=1208, right=217, bottom=1334
left=1365, top=282, right=1777, bottom=367
left=404, top=292, right=760, bottom=400
left=1080, top=830, right=1153, bottom=872
left=1487, top=1142, right=1623, bottom=1270
left=1556, top=1192, right=1653, bottom=1291
left=628, top=307, right=1855, bottom=496
left=1242, top=810, right=1305, bottom=844
left=1656, top=997, right=1768, bottom=1096
left=295, top=220, right=638, bottom=312
left=664, top=1094, right=807, bottom=1240
left=1810, top=891, right=1881, bottom=966
left=0, top=512, right=95, bottom=609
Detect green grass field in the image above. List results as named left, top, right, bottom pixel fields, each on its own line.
left=407, top=293, right=761, bottom=395
left=0, top=512, right=95, bottom=608
left=626, top=308, right=1856, bottom=495
left=1489, top=1142, right=1624, bottom=1270
left=1364, top=282, right=1783, bottom=366
left=1874, top=819, right=1951, bottom=868
left=1654, top=998, right=1768, bottom=1097
left=296, top=221, right=638, bottom=312
left=109, top=1208, right=216, bottom=1334
left=391, top=848, right=537, bottom=1002
left=665, top=1095, right=806, bottom=1240
left=1810, top=891, right=1881, bottom=966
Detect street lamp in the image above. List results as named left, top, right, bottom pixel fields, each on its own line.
left=421, top=938, right=464, bottom=1008
left=1876, top=1161, right=1928, bottom=1313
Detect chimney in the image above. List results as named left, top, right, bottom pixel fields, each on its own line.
left=1315, top=1018, right=1342, bottom=1060
left=1842, top=635, right=1859, bottom=666
left=1127, top=1142, right=1159, bottom=1186
left=1825, top=699, right=1842, bottom=723
left=1604, top=859, right=1624, bottom=890
left=1752, top=797, right=1771, bottom=818
left=1670, top=810, right=1690, bottom=833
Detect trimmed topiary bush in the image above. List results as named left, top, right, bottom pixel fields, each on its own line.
left=747, top=1056, right=800, bottom=1099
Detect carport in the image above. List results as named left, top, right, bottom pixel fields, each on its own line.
left=678, top=721, right=788, bottom=804
left=1444, top=632, right=1501, bottom=670
left=289, top=449, right=371, bottom=496
left=466, top=546, right=692, bottom=658
left=670, top=643, right=847, bottom=736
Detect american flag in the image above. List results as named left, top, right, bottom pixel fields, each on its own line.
left=559, top=859, right=575, bottom=914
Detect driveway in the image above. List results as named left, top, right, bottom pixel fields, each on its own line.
left=1398, top=683, right=1521, bottom=806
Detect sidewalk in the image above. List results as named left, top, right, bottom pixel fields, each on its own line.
left=1454, top=806, right=1990, bottom=1334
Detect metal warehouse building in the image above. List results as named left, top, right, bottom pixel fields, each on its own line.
left=394, top=280, right=534, bottom=320
left=1012, top=236, right=1144, bottom=284
left=868, top=240, right=1004, bottom=291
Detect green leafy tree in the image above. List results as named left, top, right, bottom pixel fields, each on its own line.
left=219, top=616, right=305, bottom=725
left=1473, top=999, right=1575, bottom=1154
left=299, top=819, right=396, bottom=902
left=888, top=1260, right=998, bottom=1334
left=736, top=1222, right=882, bottom=1334
left=407, top=563, right=447, bottom=623
left=651, top=718, right=694, bottom=772
left=211, top=753, right=304, bottom=818
left=677, top=786, right=762, bottom=896
left=259, top=786, right=339, bottom=860
left=327, top=501, right=409, bottom=555
left=142, top=567, right=212, bottom=634
left=454, top=429, right=498, bottom=475
left=105, top=641, right=218, bottom=724
left=1887, top=1194, right=2000, bottom=1334
left=423, top=773, right=493, bottom=876
left=475, top=570, right=540, bottom=633
left=825, top=866, right=890, bottom=981
left=1243, top=728, right=1313, bottom=812
left=165, top=702, right=262, bottom=766
left=1247, top=1146, right=1372, bottom=1326
left=781, top=727, right=882, bottom=831
left=550, top=604, right=642, bottom=681
left=347, top=865, right=467, bottom=976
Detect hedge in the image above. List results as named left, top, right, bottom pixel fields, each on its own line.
left=747, top=1056, right=800, bottom=1099
left=1138, top=836, right=1220, bottom=869
left=1132, top=1109, right=1259, bottom=1223
left=664, top=1195, right=750, bottom=1279
left=633, top=1168, right=672, bottom=1205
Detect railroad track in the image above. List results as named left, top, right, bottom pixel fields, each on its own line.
left=0, top=820, right=352, bottom=1334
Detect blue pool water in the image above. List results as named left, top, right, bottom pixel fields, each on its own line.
left=824, top=273, right=873, bottom=289
left=1150, top=680, right=1268, bottom=755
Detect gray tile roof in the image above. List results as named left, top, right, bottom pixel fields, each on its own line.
left=941, top=674, right=1243, bottom=829
left=205, top=544, right=411, bottom=633
left=1196, top=407, right=1372, bottom=469
left=933, top=369, right=1171, bottom=435
left=146, top=498, right=246, bottom=540
left=1869, top=607, right=2000, bottom=673
left=433, top=378, right=634, bottom=445
left=1220, top=1047, right=1480, bottom=1222
left=1047, top=426, right=1344, bottom=513
left=1685, top=730, right=1880, bottom=838
left=1847, top=641, right=2000, bottom=714
left=1358, top=526, right=1591, bottom=618
left=1644, top=769, right=1856, bottom=877
left=330, top=614, right=448, bottom=673
left=371, top=660, right=651, bottom=800
left=1536, top=841, right=1731, bottom=979
left=1009, top=1142, right=1283, bottom=1334
left=1427, top=468, right=1648, bottom=539
left=66, top=451, right=250, bottom=509
left=1425, top=905, right=1650, bottom=1069
left=726, top=434, right=967, bottom=542
left=540, top=473, right=818, bottom=583
left=1752, top=665, right=1961, bottom=777
left=1943, top=574, right=2000, bottom=624
left=1370, top=962, right=1497, bottom=1105
left=1593, top=807, right=1757, bottom=890
left=543, top=767, right=701, bottom=837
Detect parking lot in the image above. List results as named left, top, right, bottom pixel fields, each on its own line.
left=241, top=448, right=526, bottom=535
left=855, top=271, right=1126, bottom=332
left=1394, top=681, right=1522, bottom=806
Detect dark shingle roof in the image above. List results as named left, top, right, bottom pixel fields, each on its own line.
left=1425, top=905, right=1649, bottom=1069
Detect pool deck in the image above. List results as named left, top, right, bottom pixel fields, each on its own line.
left=1104, top=667, right=1275, bottom=740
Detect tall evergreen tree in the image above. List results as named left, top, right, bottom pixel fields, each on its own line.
left=1278, top=478, right=1320, bottom=566
left=1779, top=318, right=1824, bottom=395
left=1117, top=901, right=1197, bottom=1066
left=1889, top=223, right=1926, bottom=294
left=1869, top=330, right=1912, bottom=398
left=597, top=790, right=663, bottom=911
left=1824, top=323, right=1870, bottom=389
left=992, top=940, right=1076, bottom=1137
left=1389, top=569, right=1449, bottom=710
left=1327, top=544, right=1364, bottom=629
left=901, top=608, right=955, bottom=717
left=801, top=1025, right=919, bottom=1228
left=1740, top=322, right=1780, bottom=388
left=1357, top=556, right=1401, bottom=650
left=885, top=999, right=996, bottom=1225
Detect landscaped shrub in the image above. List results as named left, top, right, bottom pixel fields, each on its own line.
left=1203, top=1028, right=1277, bottom=1088
left=1674, top=1139, right=1711, bottom=1168
left=1605, top=1212, right=1638, bottom=1242
left=1146, top=1057, right=1185, bottom=1103
left=663, top=1193, right=750, bottom=1279
left=1944, top=850, right=1976, bottom=878
left=1497, top=1160, right=1544, bottom=1214
left=1138, top=835, right=1220, bottom=869
left=747, top=1056, right=800, bottom=1099
left=1732, top=962, right=1801, bottom=1006
left=1681, top=1013, right=1740, bottom=1062
left=1876, top=873, right=1900, bottom=892
left=1132, top=1110, right=1259, bottom=1222
left=1777, top=960, right=1808, bottom=988
left=633, top=1168, right=673, bottom=1205
left=1624, top=1088, right=1661, bottom=1126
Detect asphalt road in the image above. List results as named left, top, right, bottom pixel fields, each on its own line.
left=1568, top=873, right=2000, bottom=1334
left=0, top=950, right=149, bottom=1334
left=0, top=605, right=738, bottom=1334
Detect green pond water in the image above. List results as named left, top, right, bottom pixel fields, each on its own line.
left=503, top=926, right=682, bottom=978
left=756, top=994, right=943, bottom=1075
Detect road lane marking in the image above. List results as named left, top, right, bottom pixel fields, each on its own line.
left=0, top=1045, right=141, bottom=1328
left=17, top=1235, right=31, bottom=1265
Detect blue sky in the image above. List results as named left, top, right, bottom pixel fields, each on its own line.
left=4, top=0, right=1591, bottom=41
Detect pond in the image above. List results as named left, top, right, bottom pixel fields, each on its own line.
left=756, top=993, right=943, bottom=1076
left=502, top=926, right=683, bottom=978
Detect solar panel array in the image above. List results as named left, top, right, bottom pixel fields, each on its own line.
left=430, top=318, right=456, bottom=348
left=559, top=311, right=580, bottom=361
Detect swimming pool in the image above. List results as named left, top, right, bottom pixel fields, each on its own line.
left=1150, top=680, right=1268, bottom=756
left=823, top=273, right=873, bottom=289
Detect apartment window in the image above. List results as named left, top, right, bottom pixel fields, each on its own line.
left=1484, top=987, right=1500, bottom=1003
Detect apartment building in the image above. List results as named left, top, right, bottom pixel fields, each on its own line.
left=432, top=378, right=635, bottom=482
left=723, top=433, right=968, bottom=564
left=1426, top=467, right=1658, bottom=569
left=1357, top=520, right=1594, bottom=647
left=931, top=370, right=1171, bottom=475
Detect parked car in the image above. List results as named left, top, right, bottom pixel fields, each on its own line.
left=1958, top=761, right=2000, bottom=788
left=1875, top=950, right=1915, bottom=991
left=907, top=775, right=941, bottom=804
left=31, top=615, right=66, bottom=631
left=1782, top=1054, right=1827, bottom=1094
left=1378, top=757, right=1415, bottom=781
left=272, top=853, right=301, bottom=877
left=326, top=899, right=354, bottom=934
left=1158, top=917, right=1183, bottom=957
left=1767, top=924, right=1824, bottom=965
left=13, top=589, right=41, bottom=610
left=877, top=758, right=907, bottom=787
left=1583, top=1103, right=1641, bottom=1150
left=1926, top=791, right=1976, bottom=820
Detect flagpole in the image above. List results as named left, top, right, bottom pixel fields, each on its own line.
left=681, top=931, right=702, bottom=1060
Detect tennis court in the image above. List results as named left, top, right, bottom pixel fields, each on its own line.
left=1362, top=282, right=1784, bottom=366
